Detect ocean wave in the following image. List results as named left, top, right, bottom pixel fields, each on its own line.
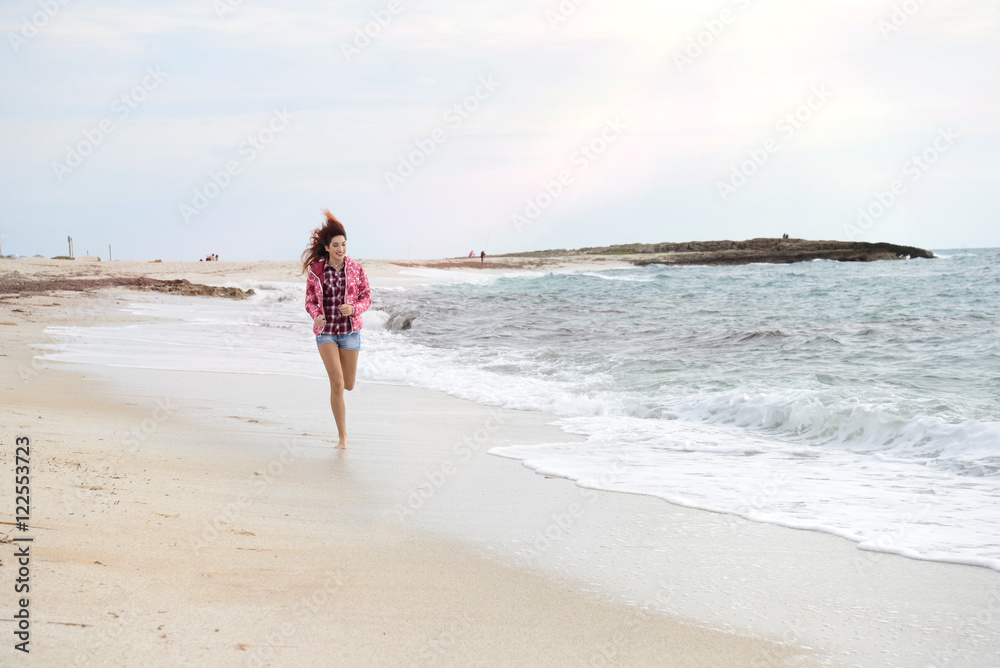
left=664, top=387, right=1000, bottom=476
left=577, top=271, right=655, bottom=283
left=359, top=319, right=1000, bottom=478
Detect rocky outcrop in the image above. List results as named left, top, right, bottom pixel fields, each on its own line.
left=129, top=279, right=254, bottom=299
left=500, top=238, right=934, bottom=266
left=0, top=275, right=255, bottom=299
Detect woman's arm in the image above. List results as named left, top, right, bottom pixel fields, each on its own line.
left=305, top=271, right=323, bottom=320
left=351, top=266, right=372, bottom=316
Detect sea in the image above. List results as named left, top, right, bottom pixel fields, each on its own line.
left=40, top=248, right=1000, bottom=571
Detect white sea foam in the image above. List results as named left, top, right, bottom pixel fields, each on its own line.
left=489, top=416, right=1000, bottom=571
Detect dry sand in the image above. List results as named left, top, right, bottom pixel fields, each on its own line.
left=0, top=254, right=632, bottom=286
left=1, top=257, right=997, bottom=667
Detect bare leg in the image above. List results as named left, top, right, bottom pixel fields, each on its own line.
left=339, top=348, right=360, bottom=391
left=318, top=343, right=348, bottom=448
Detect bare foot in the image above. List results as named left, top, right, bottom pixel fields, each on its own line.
left=336, top=438, right=347, bottom=449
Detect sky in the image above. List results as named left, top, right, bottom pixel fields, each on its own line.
left=1, top=0, right=998, bottom=261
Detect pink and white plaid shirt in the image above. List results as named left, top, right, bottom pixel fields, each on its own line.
left=320, top=262, right=351, bottom=335
left=305, top=256, right=371, bottom=335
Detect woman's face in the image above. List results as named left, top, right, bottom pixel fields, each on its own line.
left=325, top=235, right=346, bottom=263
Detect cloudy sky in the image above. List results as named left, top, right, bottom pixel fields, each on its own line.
left=1, top=0, right=997, bottom=260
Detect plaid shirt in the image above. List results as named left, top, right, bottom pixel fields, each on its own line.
left=321, top=261, right=352, bottom=335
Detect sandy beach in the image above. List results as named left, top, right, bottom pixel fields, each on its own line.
left=2, top=257, right=998, bottom=667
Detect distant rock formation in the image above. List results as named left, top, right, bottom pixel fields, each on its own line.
left=501, top=238, right=934, bottom=266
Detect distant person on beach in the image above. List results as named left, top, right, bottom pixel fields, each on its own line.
left=480, top=250, right=485, bottom=264
left=303, top=210, right=372, bottom=449
left=469, top=250, right=474, bottom=258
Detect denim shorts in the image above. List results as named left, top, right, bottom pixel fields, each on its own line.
left=316, top=331, right=361, bottom=350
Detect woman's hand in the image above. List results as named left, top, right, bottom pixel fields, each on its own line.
left=338, top=304, right=354, bottom=316
left=314, top=315, right=326, bottom=328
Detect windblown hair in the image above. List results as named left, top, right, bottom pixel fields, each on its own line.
left=301, top=209, right=347, bottom=273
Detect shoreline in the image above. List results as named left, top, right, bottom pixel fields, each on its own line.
left=0, top=235, right=938, bottom=286
left=0, top=284, right=815, bottom=666
left=2, top=259, right=999, bottom=666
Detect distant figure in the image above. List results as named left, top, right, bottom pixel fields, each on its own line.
left=480, top=250, right=485, bottom=264
left=213, top=253, right=219, bottom=261
left=468, top=251, right=474, bottom=258
left=782, top=233, right=789, bottom=239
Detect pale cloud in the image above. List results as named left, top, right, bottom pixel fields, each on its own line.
left=1, top=0, right=997, bottom=259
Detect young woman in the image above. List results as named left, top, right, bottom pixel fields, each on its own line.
left=303, top=210, right=371, bottom=448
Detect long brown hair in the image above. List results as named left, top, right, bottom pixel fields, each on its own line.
left=301, top=209, right=347, bottom=273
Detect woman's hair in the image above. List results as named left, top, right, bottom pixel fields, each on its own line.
left=301, top=209, right=347, bottom=272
